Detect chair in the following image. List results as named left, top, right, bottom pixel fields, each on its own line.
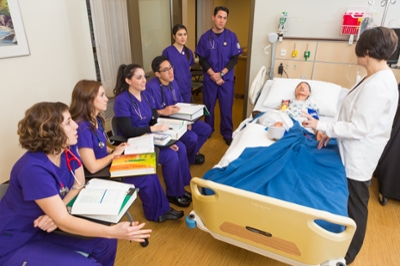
left=109, top=116, right=127, bottom=145
left=0, top=182, right=9, bottom=201
left=191, top=63, right=203, bottom=100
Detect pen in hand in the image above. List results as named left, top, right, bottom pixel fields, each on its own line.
left=125, top=211, right=149, bottom=247
left=126, top=211, right=134, bottom=243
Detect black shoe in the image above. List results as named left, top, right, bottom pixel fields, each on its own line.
left=158, top=207, right=184, bottom=222
left=194, top=153, right=205, bottom=164
left=224, top=137, right=233, bottom=146
left=184, top=191, right=192, bottom=200
left=167, top=195, right=191, bottom=207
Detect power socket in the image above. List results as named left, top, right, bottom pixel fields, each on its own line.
left=278, top=63, right=284, bottom=75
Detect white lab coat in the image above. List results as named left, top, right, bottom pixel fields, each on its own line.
left=317, top=69, right=398, bottom=181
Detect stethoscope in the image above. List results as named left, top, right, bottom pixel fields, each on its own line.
left=128, top=91, right=151, bottom=120
left=56, top=149, right=84, bottom=197
left=159, top=81, right=178, bottom=107
left=94, top=119, right=110, bottom=149
left=208, top=29, right=227, bottom=50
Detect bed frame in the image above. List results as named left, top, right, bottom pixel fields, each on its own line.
left=186, top=177, right=356, bottom=266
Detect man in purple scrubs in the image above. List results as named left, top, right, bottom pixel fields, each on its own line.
left=195, top=6, right=242, bottom=145
left=146, top=56, right=212, bottom=165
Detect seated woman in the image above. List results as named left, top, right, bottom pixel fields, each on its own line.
left=0, top=102, right=151, bottom=266
left=113, top=64, right=192, bottom=208
left=69, top=80, right=184, bottom=222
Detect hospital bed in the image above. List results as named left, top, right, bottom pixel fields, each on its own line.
left=186, top=73, right=356, bottom=266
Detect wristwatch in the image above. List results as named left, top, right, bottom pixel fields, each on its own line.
left=220, top=71, right=225, bottom=77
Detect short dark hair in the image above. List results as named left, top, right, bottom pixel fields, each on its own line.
left=214, top=6, right=229, bottom=16
left=355, top=27, right=398, bottom=61
left=18, top=102, right=69, bottom=154
left=151, top=55, right=170, bottom=73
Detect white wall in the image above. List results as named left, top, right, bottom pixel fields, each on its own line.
left=0, top=0, right=96, bottom=183
left=248, top=0, right=400, bottom=114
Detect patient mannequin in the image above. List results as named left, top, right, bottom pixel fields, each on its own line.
left=281, top=81, right=319, bottom=119
left=253, top=82, right=320, bottom=136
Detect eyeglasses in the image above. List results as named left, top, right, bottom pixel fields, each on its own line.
left=159, top=65, right=173, bottom=73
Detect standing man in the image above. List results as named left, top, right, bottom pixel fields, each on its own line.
left=195, top=6, right=242, bottom=146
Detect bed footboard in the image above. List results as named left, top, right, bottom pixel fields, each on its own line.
left=187, top=177, right=356, bottom=266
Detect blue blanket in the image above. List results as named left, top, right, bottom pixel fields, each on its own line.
left=203, top=122, right=348, bottom=233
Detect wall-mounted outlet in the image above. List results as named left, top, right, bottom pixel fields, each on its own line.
left=280, top=49, right=286, bottom=56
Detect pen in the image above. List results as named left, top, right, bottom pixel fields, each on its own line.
left=99, top=189, right=107, bottom=203
left=125, top=209, right=149, bottom=247
left=126, top=211, right=134, bottom=243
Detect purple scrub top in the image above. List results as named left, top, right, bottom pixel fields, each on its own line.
left=146, top=77, right=183, bottom=110
left=0, top=151, right=80, bottom=258
left=195, top=28, right=242, bottom=82
left=162, top=45, right=194, bottom=101
left=77, top=119, right=108, bottom=159
left=114, top=90, right=155, bottom=131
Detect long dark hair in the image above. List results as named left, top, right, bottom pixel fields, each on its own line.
left=172, top=24, right=190, bottom=61
left=113, top=64, right=144, bottom=96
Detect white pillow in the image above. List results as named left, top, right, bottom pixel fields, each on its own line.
left=262, top=78, right=342, bottom=117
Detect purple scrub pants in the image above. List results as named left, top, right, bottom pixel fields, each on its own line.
left=158, top=141, right=191, bottom=196
left=202, top=80, right=234, bottom=139
left=180, top=120, right=212, bottom=164
left=124, top=174, right=171, bottom=221
left=181, top=91, right=192, bottom=104
left=2, top=231, right=117, bottom=266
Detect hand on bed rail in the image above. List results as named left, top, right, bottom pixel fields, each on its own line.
left=301, top=111, right=330, bottom=149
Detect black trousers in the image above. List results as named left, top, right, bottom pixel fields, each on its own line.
left=345, top=178, right=371, bottom=264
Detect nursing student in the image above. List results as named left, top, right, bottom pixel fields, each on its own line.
left=146, top=56, right=212, bottom=165
left=302, top=27, right=398, bottom=265
left=0, top=102, right=151, bottom=266
left=195, top=6, right=242, bottom=146
left=162, top=24, right=195, bottom=103
left=70, top=80, right=184, bottom=222
left=113, top=63, right=192, bottom=208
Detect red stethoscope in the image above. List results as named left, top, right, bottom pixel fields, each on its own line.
left=58, top=149, right=84, bottom=196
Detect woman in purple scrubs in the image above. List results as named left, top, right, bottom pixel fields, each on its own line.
left=162, top=24, right=195, bottom=103
left=113, top=64, right=192, bottom=208
left=0, top=102, right=151, bottom=266
left=69, top=80, right=184, bottom=222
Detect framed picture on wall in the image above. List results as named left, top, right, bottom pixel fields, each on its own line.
left=0, top=0, right=30, bottom=59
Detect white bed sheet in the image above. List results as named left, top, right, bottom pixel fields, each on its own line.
left=216, top=79, right=349, bottom=168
